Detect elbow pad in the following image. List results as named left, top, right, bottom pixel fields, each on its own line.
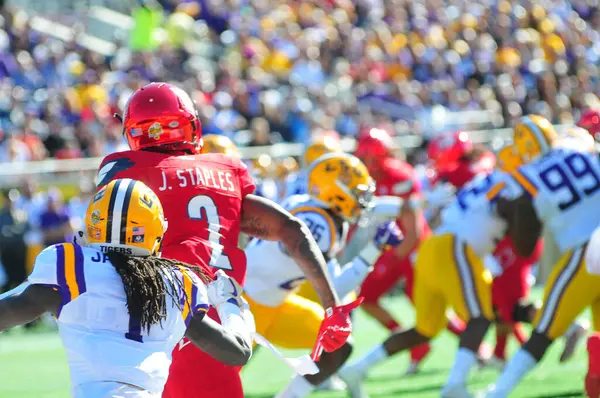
left=216, top=302, right=254, bottom=350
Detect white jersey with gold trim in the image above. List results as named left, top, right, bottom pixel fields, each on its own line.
left=28, top=243, right=209, bottom=394
left=505, top=147, right=600, bottom=253
left=244, top=195, right=347, bottom=307
left=437, top=170, right=509, bottom=256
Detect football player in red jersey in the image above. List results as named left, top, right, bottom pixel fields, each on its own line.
left=489, top=235, right=543, bottom=367
left=428, top=131, right=496, bottom=190
left=354, top=128, right=435, bottom=372
left=96, top=83, right=356, bottom=398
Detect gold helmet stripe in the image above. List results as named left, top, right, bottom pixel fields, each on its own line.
left=106, top=178, right=135, bottom=245
left=522, top=116, right=552, bottom=154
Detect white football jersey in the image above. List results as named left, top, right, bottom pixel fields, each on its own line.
left=504, top=147, right=600, bottom=253
left=28, top=243, right=209, bottom=394
left=437, top=170, right=509, bottom=256
left=244, top=195, right=348, bottom=307
left=283, top=170, right=308, bottom=199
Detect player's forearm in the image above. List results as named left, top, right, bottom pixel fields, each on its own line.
left=240, top=195, right=340, bottom=307
left=186, top=313, right=252, bottom=366
left=0, top=288, right=46, bottom=332
left=282, top=217, right=340, bottom=308
left=394, top=206, right=421, bottom=258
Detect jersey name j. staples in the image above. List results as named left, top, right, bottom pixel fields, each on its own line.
left=159, top=168, right=236, bottom=192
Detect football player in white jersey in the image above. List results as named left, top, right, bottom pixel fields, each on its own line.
left=339, top=151, right=514, bottom=397
left=0, top=179, right=254, bottom=398
left=244, top=153, right=403, bottom=398
left=486, top=118, right=600, bottom=397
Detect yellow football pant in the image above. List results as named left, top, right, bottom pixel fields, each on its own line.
left=296, top=280, right=358, bottom=306
left=244, top=293, right=323, bottom=349
left=413, top=233, right=494, bottom=338
left=534, top=243, right=600, bottom=339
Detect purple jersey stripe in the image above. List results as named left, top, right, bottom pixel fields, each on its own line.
left=73, top=244, right=87, bottom=294
left=55, top=245, right=70, bottom=317
left=56, top=245, right=69, bottom=298
left=191, top=283, right=198, bottom=311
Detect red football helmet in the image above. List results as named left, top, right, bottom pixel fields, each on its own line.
left=578, top=109, right=600, bottom=141
left=427, top=131, right=473, bottom=168
left=355, top=127, right=394, bottom=160
left=122, top=82, right=202, bottom=153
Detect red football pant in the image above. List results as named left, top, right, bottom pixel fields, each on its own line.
left=587, top=333, right=600, bottom=398
left=163, top=308, right=243, bottom=398
left=360, top=251, right=414, bottom=302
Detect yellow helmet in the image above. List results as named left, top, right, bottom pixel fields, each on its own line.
left=275, top=157, right=300, bottom=180
left=512, top=114, right=558, bottom=164
left=304, top=136, right=342, bottom=166
left=251, top=154, right=274, bottom=179
left=86, top=179, right=167, bottom=257
left=496, top=144, right=522, bottom=173
left=201, top=135, right=239, bottom=157
left=307, top=153, right=375, bottom=224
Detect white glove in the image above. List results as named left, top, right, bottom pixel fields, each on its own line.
left=424, top=182, right=456, bottom=210
left=239, top=297, right=256, bottom=335
left=73, top=230, right=89, bottom=246
left=207, top=270, right=244, bottom=308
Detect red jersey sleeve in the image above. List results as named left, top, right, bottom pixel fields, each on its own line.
left=233, top=157, right=256, bottom=197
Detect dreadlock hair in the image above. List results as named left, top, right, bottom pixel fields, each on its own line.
left=106, top=252, right=214, bottom=334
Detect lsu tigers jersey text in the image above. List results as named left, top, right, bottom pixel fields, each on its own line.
left=28, top=243, right=209, bottom=394
left=437, top=170, right=509, bottom=256
left=505, top=147, right=600, bottom=253
left=244, top=195, right=347, bottom=307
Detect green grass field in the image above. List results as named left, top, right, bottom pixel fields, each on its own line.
left=0, top=295, right=587, bottom=398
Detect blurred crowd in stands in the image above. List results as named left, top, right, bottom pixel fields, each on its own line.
left=0, top=0, right=600, bottom=164
left=0, top=178, right=94, bottom=292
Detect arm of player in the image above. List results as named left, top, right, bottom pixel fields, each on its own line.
left=185, top=270, right=253, bottom=366
left=331, top=221, right=404, bottom=298
left=185, top=312, right=252, bottom=367
left=0, top=283, right=61, bottom=332
left=393, top=199, right=423, bottom=259
left=497, top=195, right=542, bottom=258
left=240, top=194, right=340, bottom=309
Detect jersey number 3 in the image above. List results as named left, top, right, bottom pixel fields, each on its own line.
left=188, top=195, right=233, bottom=270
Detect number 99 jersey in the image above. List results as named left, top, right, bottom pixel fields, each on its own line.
left=505, top=147, right=600, bottom=253
left=438, top=170, right=509, bottom=256
left=244, top=194, right=348, bottom=307
left=96, top=150, right=256, bottom=284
